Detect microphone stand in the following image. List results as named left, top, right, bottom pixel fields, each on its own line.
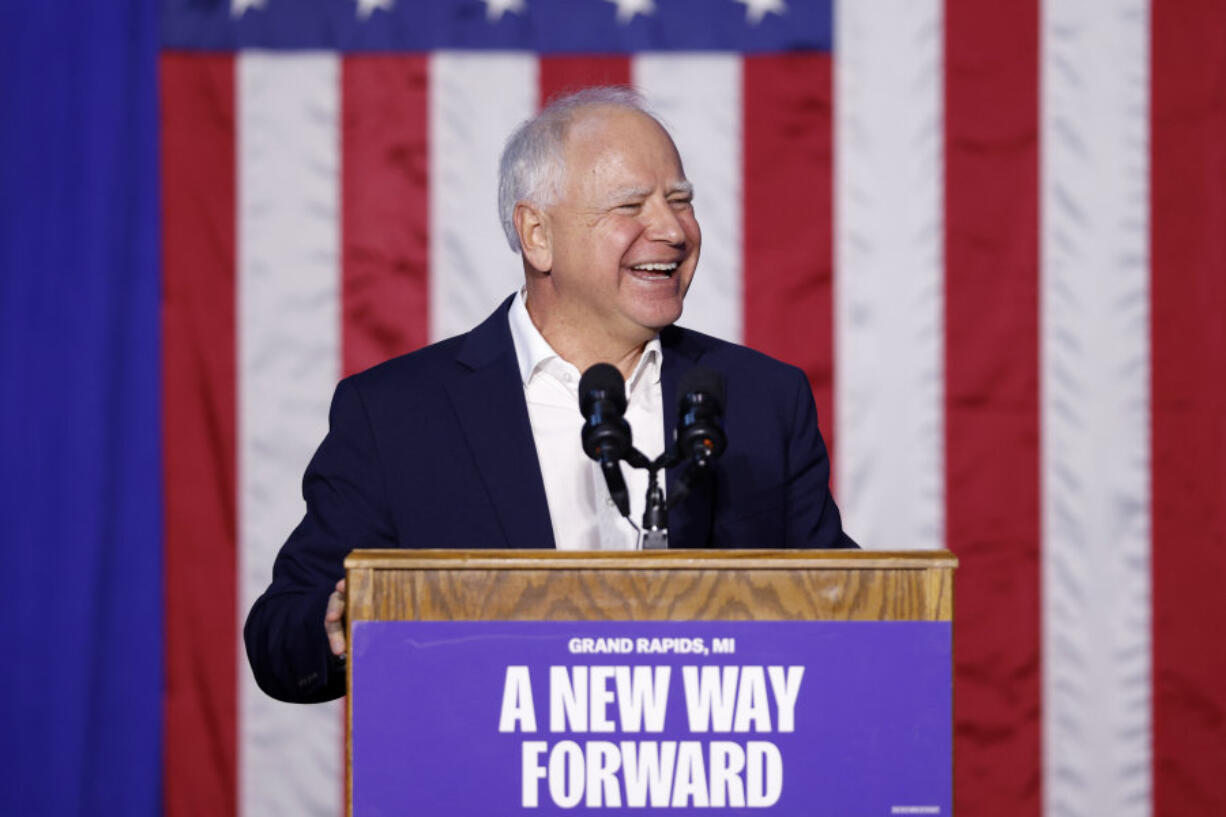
left=640, top=467, right=669, bottom=550
left=582, top=364, right=726, bottom=551
left=620, top=448, right=682, bottom=550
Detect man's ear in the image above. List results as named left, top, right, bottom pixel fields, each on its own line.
left=514, top=202, right=552, bottom=273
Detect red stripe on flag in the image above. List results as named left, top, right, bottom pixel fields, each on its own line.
left=944, top=2, right=1041, bottom=814
left=538, top=57, right=632, bottom=107
left=341, top=55, right=431, bottom=377
left=160, top=53, right=237, bottom=817
left=1151, top=3, right=1226, bottom=813
left=742, top=55, right=836, bottom=464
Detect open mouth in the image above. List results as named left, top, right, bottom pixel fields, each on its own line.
left=629, top=262, right=679, bottom=280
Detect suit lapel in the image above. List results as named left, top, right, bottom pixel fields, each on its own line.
left=660, top=327, right=713, bottom=549
left=447, top=299, right=555, bottom=549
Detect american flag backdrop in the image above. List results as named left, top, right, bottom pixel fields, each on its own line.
left=159, top=0, right=1222, bottom=814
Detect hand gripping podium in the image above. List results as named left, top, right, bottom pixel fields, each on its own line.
left=344, top=550, right=956, bottom=816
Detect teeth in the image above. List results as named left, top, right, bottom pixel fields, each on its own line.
left=631, top=262, right=678, bottom=272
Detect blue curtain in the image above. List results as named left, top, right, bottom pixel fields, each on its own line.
left=1, top=2, right=162, bottom=814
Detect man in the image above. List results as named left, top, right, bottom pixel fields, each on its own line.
left=244, top=87, right=855, bottom=704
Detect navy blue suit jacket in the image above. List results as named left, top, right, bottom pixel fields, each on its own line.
left=244, top=297, right=855, bottom=702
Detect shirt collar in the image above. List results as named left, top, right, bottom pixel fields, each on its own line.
left=508, top=288, right=561, bottom=385
left=507, top=289, right=662, bottom=390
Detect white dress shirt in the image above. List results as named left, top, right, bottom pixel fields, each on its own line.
left=507, top=290, right=665, bottom=550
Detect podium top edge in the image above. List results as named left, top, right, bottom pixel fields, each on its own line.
left=344, top=549, right=958, bottom=571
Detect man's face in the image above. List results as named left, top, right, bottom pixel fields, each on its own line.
left=540, top=107, right=701, bottom=346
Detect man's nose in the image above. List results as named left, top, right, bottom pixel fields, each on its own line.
left=643, top=196, right=687, bottom=244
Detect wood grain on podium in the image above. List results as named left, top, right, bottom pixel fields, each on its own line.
left=345, top=550, right=955, bottom=623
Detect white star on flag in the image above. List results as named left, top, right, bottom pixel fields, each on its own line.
left=733, top=0, right=786, bottom=25
left=606, top=0, right=655, bottom=24
left=483, top=0, right=526, bottom=22
left=230, top=0, right=267, bottom=17
left=354, top=0, right=394, bottom=19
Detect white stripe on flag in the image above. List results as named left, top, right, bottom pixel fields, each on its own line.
left=237, top=52, right=343, bottom=817
left=429, top=52, right=537, bottom=342
left=1040, top=1, right=1153, bottom=814
left=834, top=0, right=945, bottom=550
left=634, top=54, right=744, bottom=344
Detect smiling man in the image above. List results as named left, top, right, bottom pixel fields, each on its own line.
left=244, top=88, right=855, bottom=704
left=511, top=97, right=700, bottom=376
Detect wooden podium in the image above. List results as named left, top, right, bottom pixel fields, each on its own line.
left=344, top=549, right=956, bottom=815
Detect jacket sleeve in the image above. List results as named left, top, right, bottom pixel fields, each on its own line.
left=783, top=367, right=859, bottom=550
left=243, top=376, right=397, bottom=703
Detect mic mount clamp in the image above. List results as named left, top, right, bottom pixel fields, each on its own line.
left=620, top=447, right=681, bottom=550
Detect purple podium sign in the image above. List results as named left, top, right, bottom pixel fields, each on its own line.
left=351, top=620, right=951, bottom=815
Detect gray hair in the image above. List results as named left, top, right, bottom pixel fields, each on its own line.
left=497, top=86, right=660, bottom=253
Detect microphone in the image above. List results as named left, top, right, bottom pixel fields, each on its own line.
left=675, top=367, right=727, bottom=469
left=579, top=363, right=632, bottom=517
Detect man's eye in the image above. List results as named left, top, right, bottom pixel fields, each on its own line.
left=669, top=197, right=693, bottom=209
left=615, top=202, right=643, bottom=213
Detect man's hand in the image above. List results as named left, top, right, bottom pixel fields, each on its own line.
left=325, top=578, right=347, bottom=657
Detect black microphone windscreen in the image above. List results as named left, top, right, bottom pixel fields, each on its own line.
left=579, top=363, right=627, bottom=415
left=677, top=367, right=725, bottom=413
